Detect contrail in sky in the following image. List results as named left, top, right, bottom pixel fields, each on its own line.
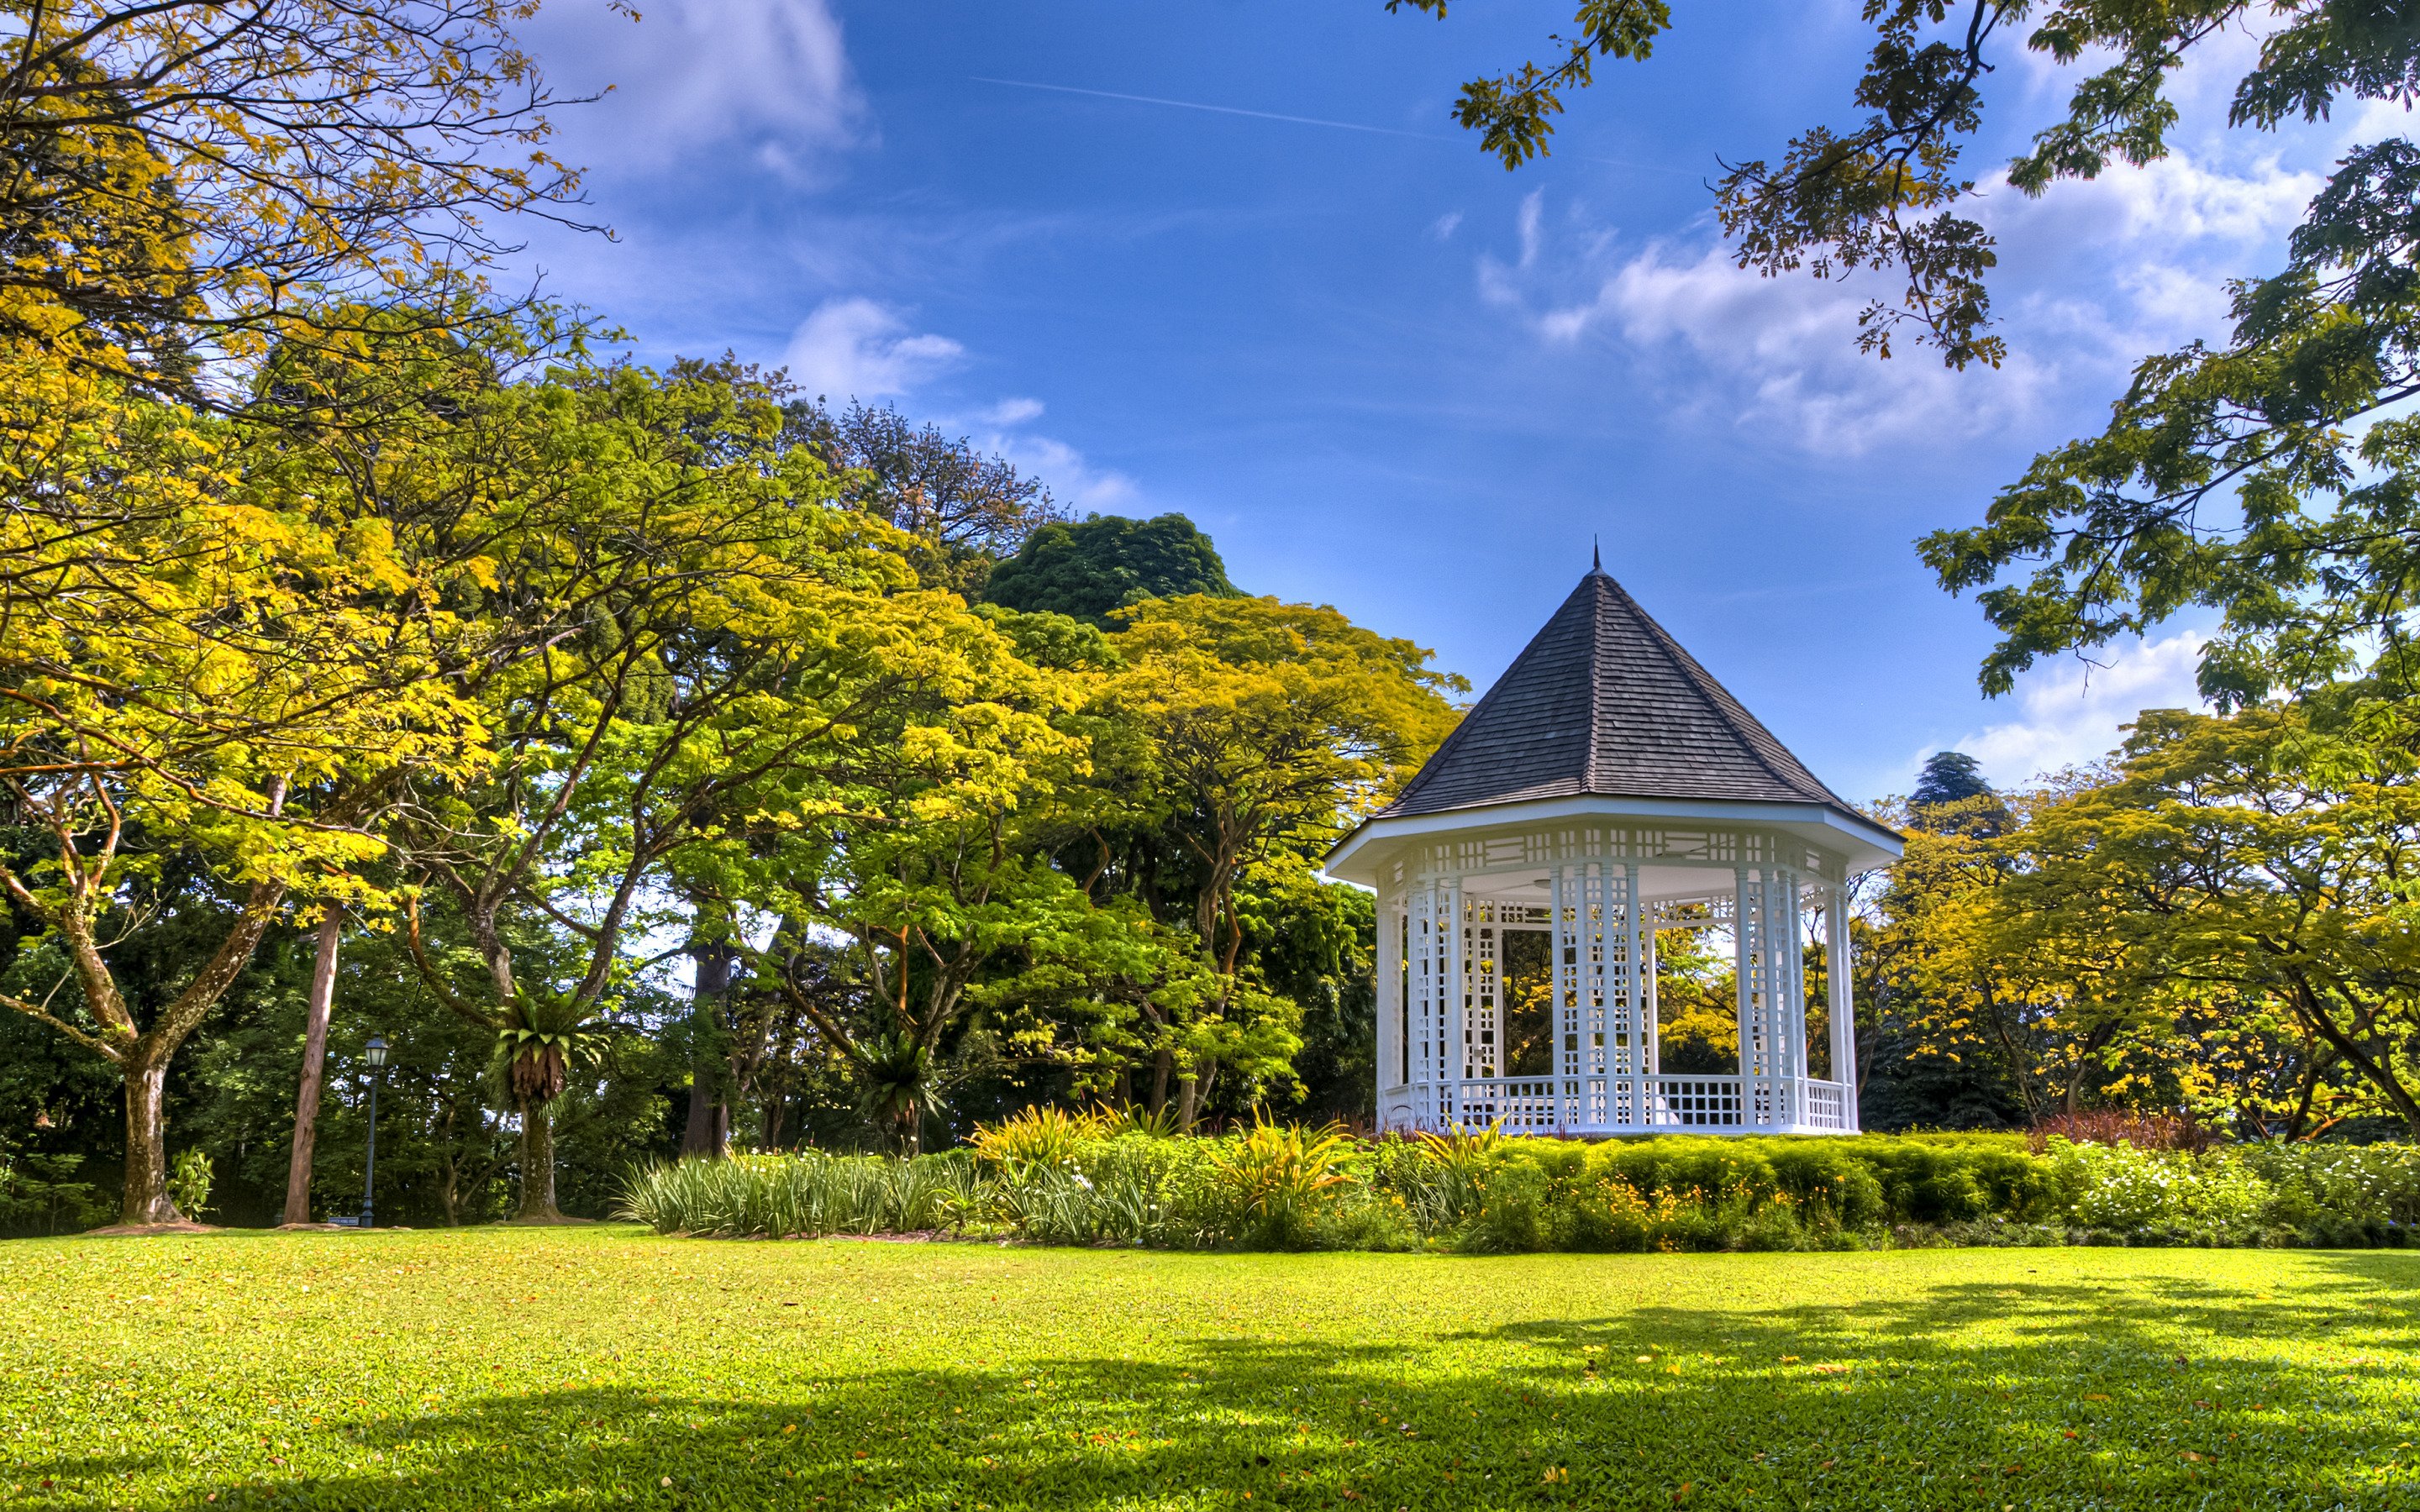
left=972, top=76, right=1452, bottom=142
left=971, top=76, right=1689, bottom=175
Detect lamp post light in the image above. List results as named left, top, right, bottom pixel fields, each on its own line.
left=362, top=1034, right=389, bottom=1228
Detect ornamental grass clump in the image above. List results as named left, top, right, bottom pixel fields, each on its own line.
left=970, top=1104, right=1106, bottom=1176
left=995, top=1136, right=1192, bottom=1246
left=617, top=1151, right=975, bottom=1238
left=1202, top=1117, right=1356, bottom=1247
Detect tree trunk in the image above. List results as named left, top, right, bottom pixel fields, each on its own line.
left=680, top=944, right=734, bottom=1159
left=282, top=910, right=343, bottom=1223
left=1150, top=1048, right=1171, bottom=1115
left=120, top=1049, right=180, bottom=1226
left=515, top=1097, right=560, bottom=1220
left=1176, top=1071, right=1200, bottom=1133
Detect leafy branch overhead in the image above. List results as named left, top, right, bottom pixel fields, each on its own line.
left=1398, top=1, right=2418, bottom=370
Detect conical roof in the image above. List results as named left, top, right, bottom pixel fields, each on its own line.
left=1379, top=564, right=1859, bottom=822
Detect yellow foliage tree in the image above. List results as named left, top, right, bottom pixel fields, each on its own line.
left=0, top=0, right=586, bottom=388
left=1104, top=595, right=1464, bottom=1126
left=0, top=333, right=495, bottom=1221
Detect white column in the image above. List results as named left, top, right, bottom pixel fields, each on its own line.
left=1552, top=865, right=1573, bottom=1128
left=1784, top=878, right=1809, bottom=1126
left=1828, top=879, right=1861, bottom=1131
left=1375, top=886, right=1404, bottom=1115
left=1443, top=875, right=1465, bottom=1127
left=1735, top=865, right=1801, bottom=1130
left=1555, top=861, right=1615, bottom=1130
left=1407, top=879, right=1439, bottom=1127
left=1641, top=911, right=1661, bottom=1078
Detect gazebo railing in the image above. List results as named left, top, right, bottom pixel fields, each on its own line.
left=1383, top=1075, right=1854, bottom=1136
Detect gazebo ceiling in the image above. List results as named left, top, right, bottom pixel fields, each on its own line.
left=1327, top=562, right=1902, bottom=882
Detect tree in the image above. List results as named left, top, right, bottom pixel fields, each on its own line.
left=1103, top=595, right=1462, bottom=1125
left=1989, top=706, right=2420, bottom=1137
left=390, top=356, right=987, bottom=1215
left=280, top=908, right=342, bottom=1223
left=1924, top=136, right=2420, bottom=703
left=0, top=333, right=498, bottom=1224
left=0, top=0, right=587, bottom=390
left=1391, top=3, right=2420, bottom=695
left=1855, top=729, right=2410, bottom=1137
left=1912, top=751, right=1991, bottom=808
left=702, top=604, right=1190, bottom=1152
left=985, top=513, right=1239, bottom=627
left=785, top=400, right=1063, bottom=596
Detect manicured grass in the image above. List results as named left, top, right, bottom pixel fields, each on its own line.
left=5, top=1229, right=2417, bottom=1509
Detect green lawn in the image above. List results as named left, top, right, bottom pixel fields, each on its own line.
left=5, top=1229, right=2416, bottom=1509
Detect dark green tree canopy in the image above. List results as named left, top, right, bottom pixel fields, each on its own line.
left=1912, top=751, right=1992, bottom=808
left=982, top=512, right=1239, bottom=627
left=1911, top=748, right=2008, bottom=837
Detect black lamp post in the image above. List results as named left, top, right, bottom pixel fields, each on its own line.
left=361, top=1034, right=389, bottom=1228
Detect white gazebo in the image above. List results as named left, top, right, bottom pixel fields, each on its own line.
left=1324, top=559, right=1902, bottom=1136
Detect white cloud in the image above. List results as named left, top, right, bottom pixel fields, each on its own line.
left=524, top=0, right=860, bottom=178
left=1474, top=143, right=2323, bottom=456
left=781, top=298, right=963, bottom=401
left=997, top=433, right=1139, bottom=512
left=1429, top=211, right=1464, bottom=241
left=1935, top=630, right=2210, bottom=788
left=981, top=396, right=1046, bottom=426
left=960, top=401, right=1138, bottom=511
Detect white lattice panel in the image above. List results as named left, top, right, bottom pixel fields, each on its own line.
left=1408, top=821, right=1833, bottom=885
left=1736, top=865, right=1805, bottom=1129
left=1380, top=898, right=1407, bottom=1091
left=1451, top=1077, right=1560, bottom=1131
left=1460, top=897, right=1504, bottom=1080
left=1649, top=1076, right=1746, bottom=1128
left=1408, top=880, right=1455, bottom=1089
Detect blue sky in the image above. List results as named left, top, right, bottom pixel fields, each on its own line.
left=499, top=1, right=2391, bottom=804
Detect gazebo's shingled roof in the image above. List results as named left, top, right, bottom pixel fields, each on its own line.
left=1378, top=565, right=1860, bottom=822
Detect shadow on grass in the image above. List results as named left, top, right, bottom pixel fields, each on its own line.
left=28, top=1260, right=2420, bottom=1510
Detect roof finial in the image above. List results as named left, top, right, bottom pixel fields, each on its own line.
left=1591, top=535, right=1602, bottom=574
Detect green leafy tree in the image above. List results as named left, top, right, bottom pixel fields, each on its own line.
left=0, top=331, right=513, bottom=1224
left=707, top=612, right=1181, bottom=1152
left=387, top=356, right=1002, bottom=1215
left=985, top=513, right=1239, bottom=627
left=1983, top=706, right=2420, bottom=1136
left=785, top=400, right=1064, bottom=596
